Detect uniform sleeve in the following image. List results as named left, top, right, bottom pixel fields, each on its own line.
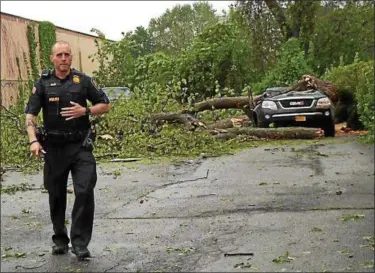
left=24, top=80, right=44, bottom=115
left=85, top=76, right=109, bottom=105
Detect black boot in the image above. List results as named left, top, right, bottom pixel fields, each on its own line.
left=71, top=245, right=91, bottom=259
left=52, top=243, right=69, bottom=255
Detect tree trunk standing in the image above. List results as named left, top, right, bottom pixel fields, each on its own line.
left=264, top=0, right=295, bottom=40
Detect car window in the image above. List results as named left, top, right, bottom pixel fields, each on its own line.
left=102, top=87, right=130, bottom=99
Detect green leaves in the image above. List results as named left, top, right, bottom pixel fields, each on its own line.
left=272, top=251, right=295, bottom=264
left=38, top=21, right=56, bottom=70
left=339, top=214, right=365, bottom=222
left=254, top=37, right=313, bottom=93
left=324, top=60, right=374, bottom=141
left=26, top=23, right=39, bottom=81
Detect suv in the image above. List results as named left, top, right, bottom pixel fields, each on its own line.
left=102, top=87, right=131, bottom=102
left=252, top=87, right=335, bottom=137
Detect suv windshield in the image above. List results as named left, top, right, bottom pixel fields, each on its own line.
left=102, top=87, right=130, bottom=100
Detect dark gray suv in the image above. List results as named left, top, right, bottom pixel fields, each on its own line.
left=252, top=87, right=335, bottom=137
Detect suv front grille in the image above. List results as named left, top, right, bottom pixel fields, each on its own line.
left=279, top=99, right=314, bottom=108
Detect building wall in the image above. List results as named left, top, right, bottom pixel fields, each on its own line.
left=0, top=12, right=100, bottom=108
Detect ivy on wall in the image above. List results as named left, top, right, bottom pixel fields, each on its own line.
left=38, top=21, right=56, bottom=69
left=26, top=23, right=39, bottom=81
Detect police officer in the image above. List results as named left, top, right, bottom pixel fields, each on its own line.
left=25, top=41, right=110, bottom=258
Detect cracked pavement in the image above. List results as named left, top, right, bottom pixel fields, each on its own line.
left=1, top=137, right=374, bottom=272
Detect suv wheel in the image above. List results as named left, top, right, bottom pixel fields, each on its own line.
left=252, top=113, right=269, bottom=128
left=322, top=119, right=335, bottom=137
left=257, top=119, right=269, bottom=128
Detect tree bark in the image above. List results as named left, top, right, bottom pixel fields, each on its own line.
left=213, top=127, right=323, bottom=140
left=151, top=112, right=207, bottom=128
left=206, top=116, right=250, bottom=130
left=264, top=0, right=294, bottom=40
left=291, top=74, right=339, bottom=104
left=190, top=95, right=262, bottom=113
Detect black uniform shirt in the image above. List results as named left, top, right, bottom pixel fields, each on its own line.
left=25, top=69, right=109, bottom=116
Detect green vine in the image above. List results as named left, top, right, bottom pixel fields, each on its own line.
left=22, top=52, right=34, bottom=90
left=26, top=23, right=39, bottom=81
left=38, top=21, right=56, bottom=69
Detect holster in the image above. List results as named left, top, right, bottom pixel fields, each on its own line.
left=36, top=127, right=47, bottom=146
left=82, top=128, right=96, bottom=148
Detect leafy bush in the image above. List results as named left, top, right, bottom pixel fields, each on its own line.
left=1, top=85, right=245, bottom=170
left=324, top=60, right=374, bottom=141
left=252, top=38, right=313, bottom=94
left=356, top=62, right=374, bottom=141
left=0, top=81, right=43, bottom=172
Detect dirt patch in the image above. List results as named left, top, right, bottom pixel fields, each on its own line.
left=335, top=122, right=368, bottom=137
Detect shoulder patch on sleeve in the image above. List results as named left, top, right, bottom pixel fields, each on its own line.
left=91, top=78, right=100, bottom=91
left=91, top=77, right=98, bottom=86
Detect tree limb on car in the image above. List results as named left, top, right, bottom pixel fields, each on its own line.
left=291, top=74, right=339, bottom=104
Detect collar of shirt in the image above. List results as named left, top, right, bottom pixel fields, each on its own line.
left=52, top=69, right=73, bottom=82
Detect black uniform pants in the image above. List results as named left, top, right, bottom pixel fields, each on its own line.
left=43, top=141, right=97, bottom=248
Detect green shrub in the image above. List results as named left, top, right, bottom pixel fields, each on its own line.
left=0, top=82, right=43, bottom=172
left=252, top=38, right=313, bottom=94
left=356, top=62, right=374, bottom=141
left=324, top=60, right=374, bottom=141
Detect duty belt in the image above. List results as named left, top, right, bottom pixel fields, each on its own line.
left=46, top=130, right=88, bottom=143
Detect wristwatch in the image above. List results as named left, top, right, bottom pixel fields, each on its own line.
left=85, top=107, right=91, bottom=116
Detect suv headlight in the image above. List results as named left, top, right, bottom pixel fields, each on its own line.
left=261, top=101, right=277, bottom=110
left=316, top=97, right=331, bottom=108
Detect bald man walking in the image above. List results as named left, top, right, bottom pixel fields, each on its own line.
left=24, top=41, right=110, bottom=258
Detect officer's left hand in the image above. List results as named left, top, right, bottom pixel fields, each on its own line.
left=61, top=101, right=86, bottom=120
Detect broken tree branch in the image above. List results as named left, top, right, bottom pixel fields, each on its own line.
left=291, top=74, right=339, bottom=104
left=110, top=158, right=142, bottom=163
left=1, top=105, right=26, bottom=135
left=190, top=95, right=262, bottom=113
left=212, top=127, right=323, bottom=140
left=151, top=112, right=207, bottom=129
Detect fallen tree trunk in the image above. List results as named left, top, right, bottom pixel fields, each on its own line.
left=206, top=118, right=234, bottom=130
left=151, top=112, right=207, bottom=128
left=291, top=74, right=339, bottom=104
left=150, top=94, right=260, bottom=128
left=213, top=127, right=323, bottom=140
left=190, top=95, right=262, bottom=113
left=206, top=115, right=250, bottom=130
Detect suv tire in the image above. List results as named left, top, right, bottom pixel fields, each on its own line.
left=322, top=119, right=335, bottom=137
left=257, top=120, right=269, bottom=128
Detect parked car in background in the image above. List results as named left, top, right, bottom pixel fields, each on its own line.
left=252, top=87, right=335, bottom=137
left=102, top=87, right=131, bottom=102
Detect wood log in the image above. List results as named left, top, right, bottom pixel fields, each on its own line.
left=291, top=74, right=339, bottom=104
left=191, top=95, right=262, bottom=113
left=151, top=112, right=207, bottom=128
left=206, top=115, right=249, bottom=130
left=206, top=118, right=234, bottom=130
left=214, top=127, right=323, bottom=140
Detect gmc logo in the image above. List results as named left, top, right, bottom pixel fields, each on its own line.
left=290, top=101, right=304, bottom=106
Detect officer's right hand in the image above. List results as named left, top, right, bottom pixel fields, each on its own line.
left=30, top=141, right=46, bottom=158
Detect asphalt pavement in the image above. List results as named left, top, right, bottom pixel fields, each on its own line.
left=1, top=137, right=374, bottom=272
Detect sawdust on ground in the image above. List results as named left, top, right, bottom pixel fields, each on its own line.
left=335, top=122, right=369, bottom=136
